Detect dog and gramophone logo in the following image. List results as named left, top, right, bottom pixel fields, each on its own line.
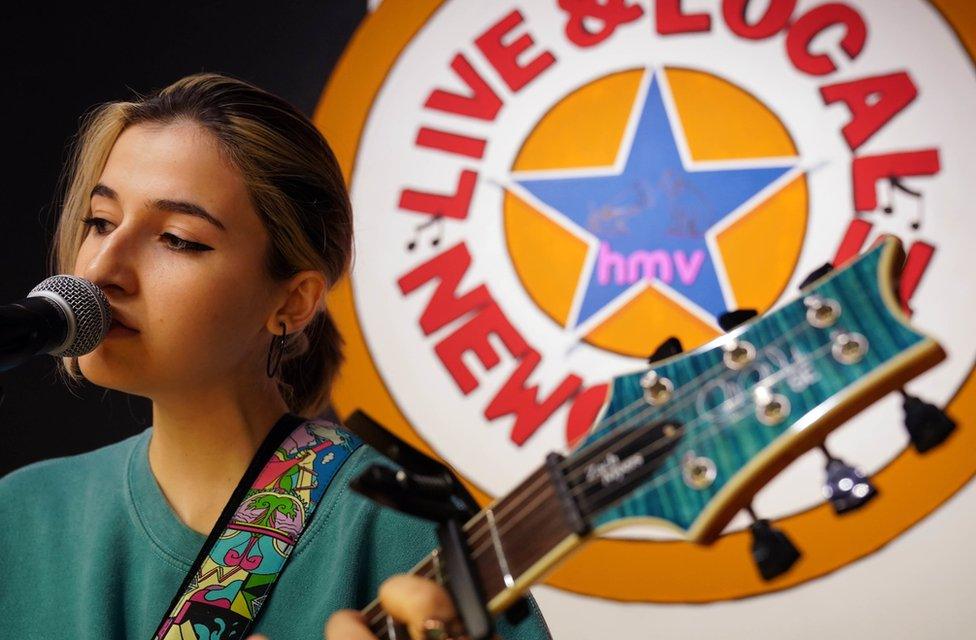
left=324, top=0, right=976, bottom=600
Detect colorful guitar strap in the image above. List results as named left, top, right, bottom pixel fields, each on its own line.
left=152, top=412, right=363, bottom=640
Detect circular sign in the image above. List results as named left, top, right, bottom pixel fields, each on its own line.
left=316, top=0, right=976, bottom=601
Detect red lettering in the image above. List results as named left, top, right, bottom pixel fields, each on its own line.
left=832, top=223, right=935, bottom=314
left=424, top=54, right=503, bottom=121
left=416, top=127, right=487, bottom=159
left=657, top=0, right=711, bottom=35
left=557, top=0, right=644, bottom=48
left=852, top=149, right=940, bottom=211
left=722, top=0, right=795, bottom=39
left=565, top=383, right=609, bottom=448
left=485, top=350, right=582, bottom=445
left=397, top=243, right=492, bottom=335
left=786, top=3, right=867, bottom=76
left=399, top=169, right=478, bottom=220
left=475, top=9, right=557, bottom=92
left=831, top=218, right=874, bottom=268
left=821, top=71, right=918, bottom=151
left=899, top=241, right=935, bottom=315
left=435, top=303, right=530, bottom=394
left=832, top=218, right=873, bottom=266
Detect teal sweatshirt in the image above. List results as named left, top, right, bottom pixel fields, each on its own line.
left=0, top=426, right=550, bottom=639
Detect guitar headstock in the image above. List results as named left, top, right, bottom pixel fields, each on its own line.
left=565, top=236, right=947, bottom=546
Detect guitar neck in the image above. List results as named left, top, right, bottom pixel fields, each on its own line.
left=358, top=464, right=580, bottom=638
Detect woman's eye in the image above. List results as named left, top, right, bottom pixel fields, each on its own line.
left=81, top=216, right=212, bottom=253
left=160, top=232, right=213, bottom=253
left=81, top=216, right=111, bottom=234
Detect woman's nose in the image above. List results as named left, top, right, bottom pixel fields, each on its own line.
left=79, top=224, right=140, bottom=294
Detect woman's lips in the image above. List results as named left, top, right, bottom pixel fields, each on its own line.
left=107, top=307, right=139, bottom=332
left=107, top=319, right=139, bottom=337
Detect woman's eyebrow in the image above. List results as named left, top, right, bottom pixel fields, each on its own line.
left=89, top=182, right=227, bottom=232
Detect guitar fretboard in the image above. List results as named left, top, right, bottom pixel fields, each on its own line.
left=360, top=465, right=572, bottom=638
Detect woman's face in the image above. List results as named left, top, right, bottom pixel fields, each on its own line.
left=74, top=120, right=281, bottom=398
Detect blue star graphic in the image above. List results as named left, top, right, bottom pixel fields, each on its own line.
left=512, top=69, right=795, bottom=330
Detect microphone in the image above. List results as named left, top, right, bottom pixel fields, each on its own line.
left=0, top=275, right=112, bottom=373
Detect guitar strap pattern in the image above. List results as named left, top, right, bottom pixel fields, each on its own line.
left=152, top=414, right=363, bottom=640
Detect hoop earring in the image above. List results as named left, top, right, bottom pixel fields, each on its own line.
left=266, top=321, right=287, bottom=379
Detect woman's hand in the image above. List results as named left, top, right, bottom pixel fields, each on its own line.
left=245, top=573, right=464, bottom=640
left=327, top=574, right=461, bottom=639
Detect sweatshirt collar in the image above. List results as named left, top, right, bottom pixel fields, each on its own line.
left=126, top=426, right=208, bottom=568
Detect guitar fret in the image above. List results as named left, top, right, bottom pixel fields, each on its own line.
left=484, top=506, right=515, bottom=588
left=470, top=471, right=574, bottom=603
left=430, top=547, right=444, bottom=583
left=358, top=465, right=577, bottom=634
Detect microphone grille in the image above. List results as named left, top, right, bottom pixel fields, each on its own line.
left=28, top=275, right=112, bottom=357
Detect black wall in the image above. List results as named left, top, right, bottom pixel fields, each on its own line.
left=1, top=1, right=367, bottom=477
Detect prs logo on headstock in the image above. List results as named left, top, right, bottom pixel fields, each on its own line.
left=694, top=342, right=822, bottom=422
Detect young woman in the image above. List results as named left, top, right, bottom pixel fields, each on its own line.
left=0, top=73, right=549, bottom=640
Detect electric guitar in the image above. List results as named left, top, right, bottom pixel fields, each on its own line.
left=354, top=235, right=952, bottom=639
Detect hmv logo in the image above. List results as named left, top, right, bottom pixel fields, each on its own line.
left=596, top=242, right=707, bottom=287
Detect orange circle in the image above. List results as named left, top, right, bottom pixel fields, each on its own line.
left=314, top=0, right=976, bottom=602
left=503, top=66, right=808, bottom=357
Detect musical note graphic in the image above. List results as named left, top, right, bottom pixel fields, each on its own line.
left=880, top=177, right=925, bottom=230
left=406, top=214, right=444, bottom=252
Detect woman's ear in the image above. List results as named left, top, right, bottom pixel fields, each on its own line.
left=265, top=270, right=328, bottom=334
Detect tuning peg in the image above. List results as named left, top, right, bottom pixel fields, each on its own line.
left=799, top=262, right=833, bottom=290
left=901, top=390, right=956, bottom=453
left=718, top=308, right=757, bottom=331
left=746, top=506, right=801, bottom=581
left=819, top=445, right=877, bottom=514
left=648, top=336, right=683, bottom=363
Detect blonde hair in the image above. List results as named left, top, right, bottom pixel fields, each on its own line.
left=51, top=72, right=353, bottom=417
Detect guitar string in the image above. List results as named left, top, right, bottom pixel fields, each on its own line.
left=561, top=312, right=817, bottom=478
left=458, top=313, right=823, bottom=559
left=561, top=321, right=826, bottom=483
left=364, top=329, right=842, bottom=634
left=365, top=338, right=834, bottom=636
left=363, top=314, right=836, bottom=629
left=459, top=312, right=820, bottom=560
left=547, top=307, right=813, bottom=461
left=468, top=338, right=837, bottom=562
left=565, top=340, right=838, bottom=509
